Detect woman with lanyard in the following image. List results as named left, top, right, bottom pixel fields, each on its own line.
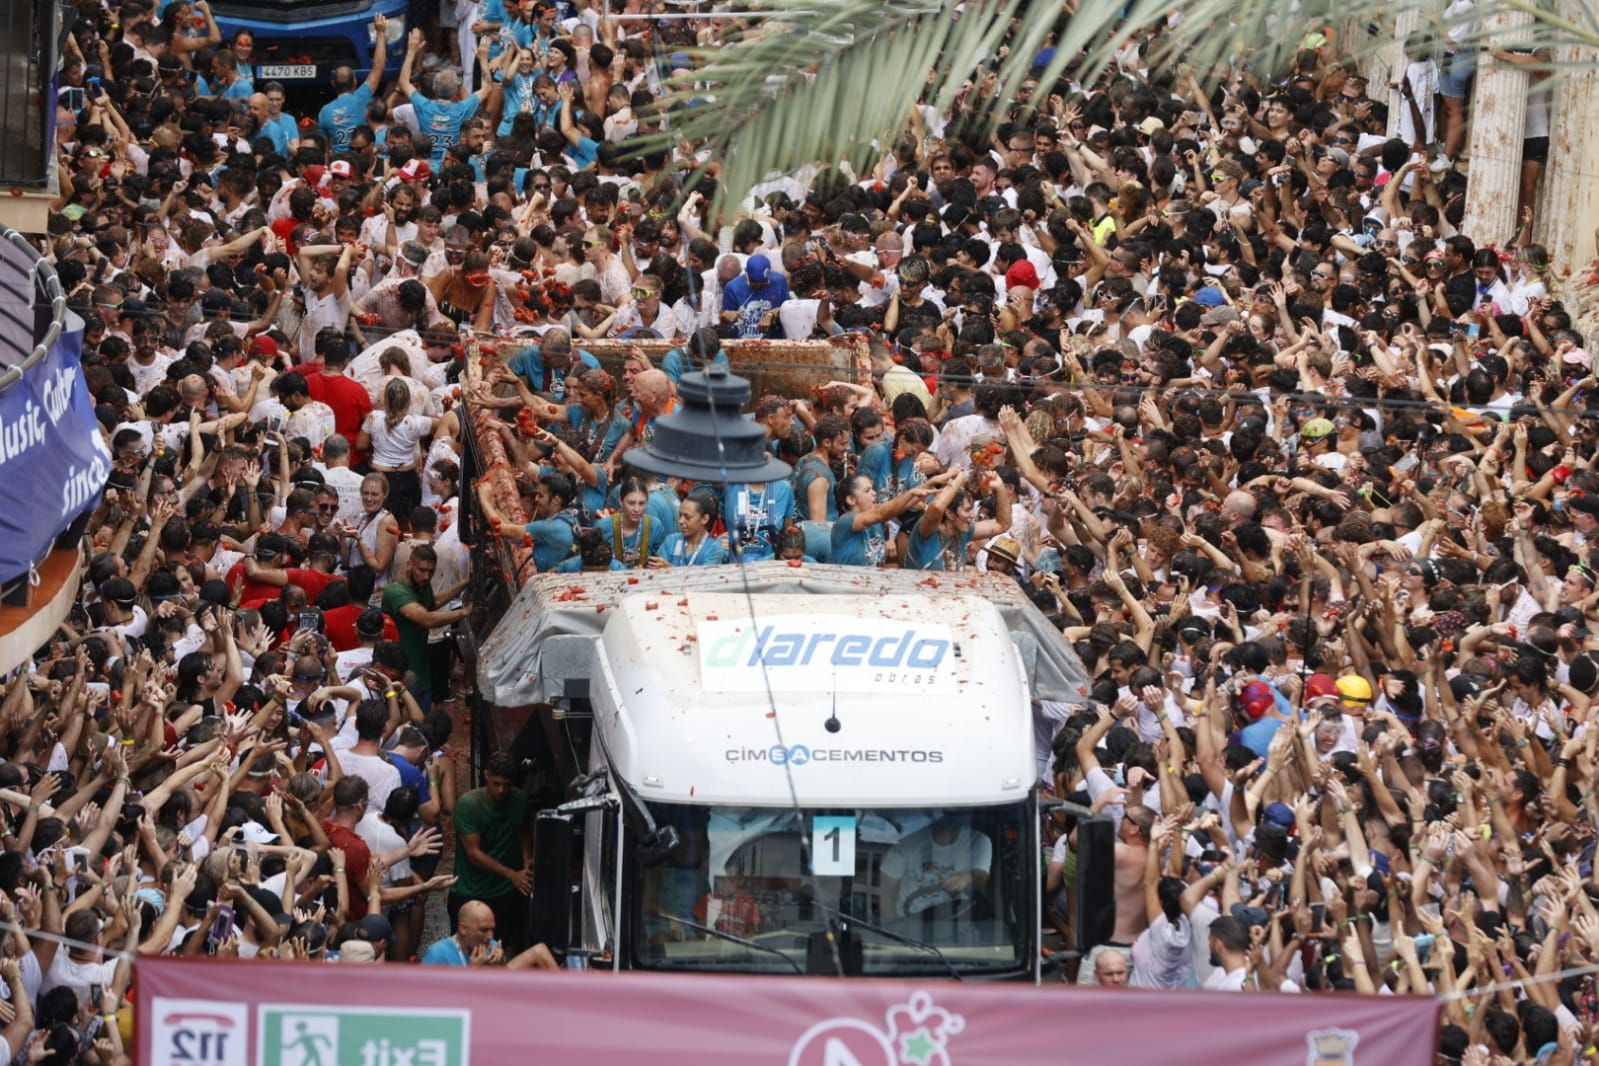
left=335, top=474, right=399, bottom=601
left=901, top=468, right=1010, bottom=571
left=830, top=473, right=948, bottom=568
left=653, top=489, right=728, bottom=568
left=594, top=477, right=666, bottom=569
left=517, top=367, right=624, bottom=464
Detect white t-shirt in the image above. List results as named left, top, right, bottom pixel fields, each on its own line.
left=880, top=823, right=993, bottom=916
left=40, top=951, right=117, bottom=1003
left=337, top=749, right=403, bottom=813
left=363, top=412, right=434, bottom=469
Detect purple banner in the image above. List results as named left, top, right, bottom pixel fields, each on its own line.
left=138, top=957, right=1440, bottom=1065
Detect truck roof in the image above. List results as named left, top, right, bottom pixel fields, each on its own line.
left=478, top=563, right=1092, bottom=807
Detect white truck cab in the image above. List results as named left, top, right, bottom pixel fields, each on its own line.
left=476, top=564, right=1092, bottom=980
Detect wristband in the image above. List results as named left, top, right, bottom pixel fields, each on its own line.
left=1515, top=738, right=1530, bottom=749
left=385, top=689, right=399, bottom=699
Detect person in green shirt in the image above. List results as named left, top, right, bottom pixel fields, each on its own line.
left=449, top=751, right=534, bottom=953
left=380, top=545, right=468, bottom=709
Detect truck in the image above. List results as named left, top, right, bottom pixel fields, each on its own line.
left=209, top=0, right=409, bottom=86
left=474, top=563, right=1100, bottom=981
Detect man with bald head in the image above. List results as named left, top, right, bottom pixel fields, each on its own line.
left=602, top=368, right=678, bottom=478
left=1221, top=489, right=1256, bottom=528
left=318, top=13, right=390, bottom=153
left=420, top=899, right=559, bottom=969
left=249, top=84, right=298, bottom=155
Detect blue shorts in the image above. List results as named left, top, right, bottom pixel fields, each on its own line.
left=1439, top=50, right=1476, bottom=99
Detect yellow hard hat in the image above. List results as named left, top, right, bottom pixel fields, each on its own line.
left=1335, top=675, right=1373, bottom=703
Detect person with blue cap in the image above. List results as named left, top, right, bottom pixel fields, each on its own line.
left=721, top=253, right=791, bottom=338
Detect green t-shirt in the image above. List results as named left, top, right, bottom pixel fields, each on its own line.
left=381, top=579, right=434, bottom=693
left=452, top=787, right=531, bottom=899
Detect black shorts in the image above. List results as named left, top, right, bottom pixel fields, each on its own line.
left=383, top=469, right=422, bottom=522
left=1524, top=136, right=1549, bottom=163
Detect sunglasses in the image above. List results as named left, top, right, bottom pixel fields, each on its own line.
left=631, top=288, right=657, bottom=299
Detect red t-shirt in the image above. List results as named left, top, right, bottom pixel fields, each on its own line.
left=323, top=603, right=399, bottom=651
left=226, top=561, right=284, bottom=608
left=321, top=820, right=372, bottom=918
left=293, top=363, right=374, bottom=460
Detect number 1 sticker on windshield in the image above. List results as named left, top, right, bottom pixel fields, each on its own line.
left=811, top=816, right=857, bottom=875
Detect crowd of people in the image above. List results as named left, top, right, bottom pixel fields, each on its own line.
left=19, top=0, right=1599, bottom=1059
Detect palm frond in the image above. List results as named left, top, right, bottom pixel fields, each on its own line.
left=641, top=0, right=1599, bottom=212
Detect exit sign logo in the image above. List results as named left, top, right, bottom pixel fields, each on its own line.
left=258, top=1006, right=470, bottom=1066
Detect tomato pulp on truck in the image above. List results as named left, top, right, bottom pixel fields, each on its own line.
left=475, top=564, right=1100, bottom=981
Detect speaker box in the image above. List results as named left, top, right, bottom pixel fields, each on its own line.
left=1074, top=814, right=1117, bottom=953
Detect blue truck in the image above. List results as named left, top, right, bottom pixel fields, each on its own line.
left=209, top=0, right=411, bottom=85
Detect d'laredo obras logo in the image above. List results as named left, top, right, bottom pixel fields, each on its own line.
left=698, top=616, right=956, bottom=694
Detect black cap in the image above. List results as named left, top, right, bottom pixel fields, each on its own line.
left=355, top=608, right=386, bottom=638
left=100, top=576, right=137, bottom=607
left=255, top=532, right=288, bottom=559
left=1571, top=654, right=1599, bottom=695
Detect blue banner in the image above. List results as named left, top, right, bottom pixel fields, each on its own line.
left=0, top=319, right=109, bottom=583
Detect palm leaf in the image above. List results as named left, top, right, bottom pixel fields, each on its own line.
left=641, top=0, right=1599, bottom=211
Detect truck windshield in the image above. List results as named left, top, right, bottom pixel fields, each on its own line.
left=632, top=802, right=1031, bottom=977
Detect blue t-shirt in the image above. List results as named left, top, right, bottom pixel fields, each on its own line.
left=723, top=481, right=795, bottom=560
left=411, top=91, right=482, bottom=166
left=594, top=514, right=666, bottom=568
left=902, top=525, right=972, bottom=571
left=526, top=511, right=580, bottom=571
left=659, top=533, right=728, bottom=567
left=856, top=441, right=894, bottom=495
left=660, top=345, right=729, bottom=385
left=223, top=77, right=254, bottom=101
left=507, top=343, right=601, bottom=399
left=791, top=456, right=837, bottom=522
left=261, top=113, right=299, bottom=156
left=830, top=516, right=889, bottom=567
left=722, top=273, right=792, bottom=338
left=555, top=557, right=626, bottom=573
left=565, top=135, right=599, bottom=171
left=498, top=72, right=541, bottom=137
left=319, top=83, right=373, bottom=153
left=421, top=936, right=474, bottom=965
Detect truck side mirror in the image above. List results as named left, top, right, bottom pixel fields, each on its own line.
left=530, top=811, right=575, bottom=953
left=638, top=824, right=681, bottom=866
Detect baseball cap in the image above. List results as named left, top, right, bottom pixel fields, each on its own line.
left=1137, top=116, right=1165, bottom=137
left=340, top=940, right=377, bottom=963
left=329, top=160, right=354, bottom=178
left=358, top=913, right=393, bottom=943
left=248, top=335, right=279, bottom=358
left=238, top=820, right=279, bottom=845
left=1262, top=802, right=1296, bottom=834
left=1194, top=286, right=1225, bottom=307
left=1305, top=672, right=1340, bottom=701
left=746, top=254, right=771, bottom=284
left=1240, top=681, right=1275, bottom=720
left=1300, top=418, right=1336, bottom=440
left=398, top=159, right=432, bottom=183
left=1004, top=260, right=1040, bottom=291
